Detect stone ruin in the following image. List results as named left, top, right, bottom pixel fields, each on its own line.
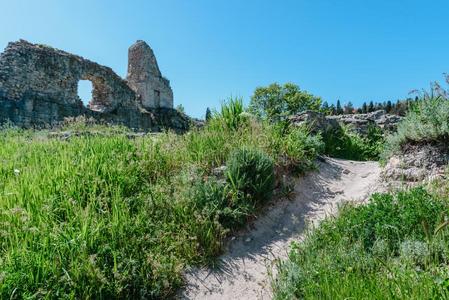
left=0, top=39, right=189, bottom=132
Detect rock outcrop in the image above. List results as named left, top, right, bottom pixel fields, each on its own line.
left=382, top=141, right=449, bottom=186
left=328, top=110, right=402, bottom=134
left=0, top=40, right=188, bottom=132
left=289, top=110, right=401, bottom=135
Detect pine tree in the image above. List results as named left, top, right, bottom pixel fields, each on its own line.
left=386, top=100, right=392, bottom=113
left=375, top=102, right=382, bottom=111
left=344, top=101, right=354, bottom=114
left=205, top=107, right=212, bottom=121
left=368, top=101, right=374, bottom=112
left=336, top=100, right=343, bottom=115
left=321, top=101, right=329, bottom=114
left=362, top=102, right=368, bottom=113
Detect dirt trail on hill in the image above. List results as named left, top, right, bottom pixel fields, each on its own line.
left=180, top=157, right=382, bottom=300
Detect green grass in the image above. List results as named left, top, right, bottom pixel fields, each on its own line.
left=0, top=104, right=322, bottom=298
left=273, top=186, right=449, bottom=299
left=322, top=124, right=384, bottom=161
left=382, top=96, right=449, bottom=160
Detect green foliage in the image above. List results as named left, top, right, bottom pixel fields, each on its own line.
left=273, top=187, right=449, bottom=299
left=382, top=96, right=449, bottom=160
left=176, top=104, right=185, bottom=113
left=268, top=123, right=324, bottom=172
left=323, top=124, right=384, bottom=161
left=226, top=148, right=275, bottom=204
left=0, top=110, right=322, bottom=298
left=336, top=99, right=343, bottom=115
left=248, top=83, right=321, bottom=122
left=192, top=178, right=251, bottom=230
left=205, top=107, right=212, bottom=121
left=215, top=97, right=247, bottom=131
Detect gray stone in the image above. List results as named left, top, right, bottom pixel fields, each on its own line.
left=289, top=110, right=402, bottom=135
left=0, top=40, right=188, bottom=132
left=382, top=141, right=449, bottom=185
left=126, top=40, right=173, bottom=109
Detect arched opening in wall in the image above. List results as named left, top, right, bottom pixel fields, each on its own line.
left=77, top=80, right=93, bottom=107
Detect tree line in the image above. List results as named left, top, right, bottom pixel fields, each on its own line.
left=321, top=97, right=420, bottom=116
left=203, top=83, right=422, bottom=122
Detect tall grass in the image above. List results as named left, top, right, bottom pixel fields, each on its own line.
left=0, top=100, right=323, bottom=298
left=273, top=187, right=449, bottom=299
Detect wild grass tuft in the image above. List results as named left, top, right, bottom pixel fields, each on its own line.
left=273, top=187, right=449, bottom=299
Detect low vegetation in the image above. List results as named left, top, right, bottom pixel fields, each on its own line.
left=274, top=87, right=449, bottom=299
left=382, top=96, right=449, bottom=160
left=0, top=98, right=323, bottom=299
left=273, top=186, right=449, bottom=299
left=322, top=124, right=384, bottom=161
left=3, top=80, right=448, bottom=298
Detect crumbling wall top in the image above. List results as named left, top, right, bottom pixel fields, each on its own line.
left=0, top=39, right=137, bottom=112
left=126, top=40, right=173, bottom=109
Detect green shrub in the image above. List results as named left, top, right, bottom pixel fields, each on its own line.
left=382, top=96, right=449, bottom=160
left=273, top=187, right=449, bottom=299
left=322, top=124, right=384, bottom=161
left=192, top=178, right=252, bottom=229
left=226, top=147, right=275, bottom=204
left=215, top=97, right=247, bottom=131
left=269, top=123, right=324, bottom=172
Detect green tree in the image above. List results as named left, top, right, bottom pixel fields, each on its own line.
left=386, top=101, right=392, bottom=113
left=344, top=101, right=354, bottom=114
left=321, top=101, right=330, bottom=114
left=205, top=107, right=212, bottom=121
left=248, top=83, right=321, bottom=122
left=362, top=102, right=368, bottom=113
left=336, top=100, right=343, bottom=115
left=368, top=101, right=374, bottom=112
left=176, top=104, right=185, bottom=113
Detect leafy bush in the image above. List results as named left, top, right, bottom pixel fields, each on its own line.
left=192, top=178, right=251, bottom=230
left=382, top=96, right=449, bottom=160
left=273, top=187, right=449, bottom=299
left=248, top=83, right=322, bottom=123
left=226, top=147, right=275, bottom=204
left=322, top=124, right=384, bottom=161
left=268, top=122, right=324, bottom=172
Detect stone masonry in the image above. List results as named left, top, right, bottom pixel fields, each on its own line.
left=0, top=39, right=187, bottom=132
left=127, top=40, right=173, bottom=109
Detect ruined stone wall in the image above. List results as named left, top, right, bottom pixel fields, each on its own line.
left=0, top=40, right=186, bottom=132
left=126, top=40, right=173, bottom=109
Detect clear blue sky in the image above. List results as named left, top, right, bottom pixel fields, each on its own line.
left=1, top=0, right=448, bottom=118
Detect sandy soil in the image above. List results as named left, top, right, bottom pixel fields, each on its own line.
left=180, top=157, right=381, bottom=300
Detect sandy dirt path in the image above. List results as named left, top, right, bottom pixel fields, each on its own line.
left=180, top=157, right=381, bottom=300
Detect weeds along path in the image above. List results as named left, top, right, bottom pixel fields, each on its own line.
left=180, top=158, right=381, bottom=300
